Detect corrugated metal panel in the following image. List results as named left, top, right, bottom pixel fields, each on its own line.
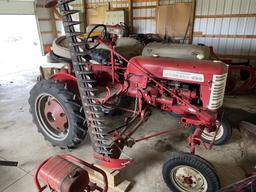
left=35, top=1, right=63, bottom=55
left=133, top=0, right=192, bottom=33
left=194, top=0, right=256, bottom=60
left=86, top=0, right=191, bottom=33
left=133, top=1, right=157, bottom=33
left=84, top=0, right=256, bottom=60
left=35, top=7, right=55, bottom=51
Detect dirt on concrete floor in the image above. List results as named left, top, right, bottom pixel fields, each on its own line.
left=0, top=70, right=255, bottom=192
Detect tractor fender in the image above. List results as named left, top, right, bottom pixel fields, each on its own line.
left=50, top=72, right=80, bottom=98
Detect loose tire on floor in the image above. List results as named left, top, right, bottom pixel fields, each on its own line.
left=162, top=152, right=220, bottom=192
left=29, top=79, right=87, bottom=148
left=192, top=118, right=232, bottom=145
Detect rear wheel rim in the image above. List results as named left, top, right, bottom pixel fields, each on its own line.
left=170, top=165, right=208, bottom=192
left=35, top=93, right=69, bottom=141
left=201, top=121, right=224, bottom=141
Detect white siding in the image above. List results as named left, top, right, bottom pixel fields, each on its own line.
left=35, top=0, right=63, bottom=54
left=3, top=0, right=254, bottom=59
left=194, top=0, right=256, bottom=59
left=85, top=0, right=256, bottom=59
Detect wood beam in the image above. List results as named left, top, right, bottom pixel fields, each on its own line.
left=41, top=31, right=62, bottom=34
left=218, top=54, right=256, bottom=60
left=195, top=13, right=256, bottom=19
left=128, top=0, right=133, bottom=33
left=110, top=7, right=128, bottom=11
left=189, top=0, right=196, bottom=44
left=133, top=5, right=157, bottom=9
left=83, top=1, right=87, bottom=28
left=193, top=32, right=256, bottom=39
left=133, top=16, right=156, bottom=20
left=38, top=18, right=61, bottom=21
left=49, top=8, right=57, bottom=38
left=112, top=1, right=128, bottom=5
left=133, top=0, right=157, bottom=2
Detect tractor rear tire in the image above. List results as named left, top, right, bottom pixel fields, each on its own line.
left=29, top=80, right=87, bottom=148
left=162, top=152, right=220, bottom=192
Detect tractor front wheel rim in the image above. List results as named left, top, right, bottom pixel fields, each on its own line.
left=201, top=121, right=224, bottom=141
left=35, top=94, right=69, bottom=141
left=170, top=165, right=208, bottom=192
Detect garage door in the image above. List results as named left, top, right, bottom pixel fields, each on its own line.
left=0, top=0, right=62, bottom=55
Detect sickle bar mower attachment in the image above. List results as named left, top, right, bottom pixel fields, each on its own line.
left=57, top=0, right=130, bottom=169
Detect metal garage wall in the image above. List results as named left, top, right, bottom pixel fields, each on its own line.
left=85, top=0, right=256, bottom=60
left=35, top=0, right=64, bottom=55
left=193, top=0, right=256, bottom=60
left=132, top=1, right=157, bottom=33
left=35, top=0, right=85, bottom=54
left=132, top=0, right=192, bottom=33
left=85, top=0, right=192, bottom=33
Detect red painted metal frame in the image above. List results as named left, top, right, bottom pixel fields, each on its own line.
left=34, top=154, right=108, bottom=192
left=90, top=39, right=225, bottom=169
left=50, top=38, right=227, bottom=170
left=51, top=72, right=80, bottom=96
left=134, top=129, right=178, bottom=143
left=98, top=39, right=217, bottom=124
left=44, top=97, right=68, bottom=132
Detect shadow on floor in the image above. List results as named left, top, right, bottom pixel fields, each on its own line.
left=224, top=107, right=256, bottom=128
left=120, top=150, right=168, bottom=190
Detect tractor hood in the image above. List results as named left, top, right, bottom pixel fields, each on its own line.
left=127, top=56, right=228, bottom=83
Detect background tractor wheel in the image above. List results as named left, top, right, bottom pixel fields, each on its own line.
left=29, top=80, right=87, bottom=148
left=192, top=118, right=232, bottom=145
left=162, top=152, right=220, bottom=192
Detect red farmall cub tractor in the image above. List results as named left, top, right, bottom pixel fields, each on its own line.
left=30, top=0, right=232, bottom=191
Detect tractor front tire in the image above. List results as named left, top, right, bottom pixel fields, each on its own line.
left=192, top=118, right=232, bottom=145
left=162, top=152, right=220, bottom=192
left=29, top=80, right=87, bottom=148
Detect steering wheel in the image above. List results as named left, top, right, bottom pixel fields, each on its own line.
left=85, top=24, right=107, bottom=50
left=119, top=22, right=130, bottom=36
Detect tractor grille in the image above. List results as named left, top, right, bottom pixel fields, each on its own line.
left=208, top=73, right=228, bottom=110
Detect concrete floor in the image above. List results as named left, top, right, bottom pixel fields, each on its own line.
left=0, top=69, right=256, bottom=192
